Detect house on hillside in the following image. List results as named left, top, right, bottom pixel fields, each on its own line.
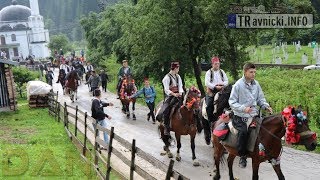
left=0, top=0, right=50, bottom=60
left=0, top=58, right=18, bottom=111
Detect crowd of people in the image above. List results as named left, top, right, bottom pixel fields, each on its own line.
left=49, top=51, right=274, bottom=169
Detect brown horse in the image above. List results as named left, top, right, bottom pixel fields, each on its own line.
left=65, top=70, right=80, bottom=103
left=157, top=87, right=202, bottom=166
left=120, top=76, right=137, bottom=120
left=212, top=107, right=317, bottom=180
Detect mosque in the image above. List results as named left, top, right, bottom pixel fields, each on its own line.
left=0, top=0, right=50, bottom=59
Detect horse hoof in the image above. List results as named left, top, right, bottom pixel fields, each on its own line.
left=213, top=174, right=220, bottom=180
left=176, top=156, right=181, bottom=162
left=133, top=117, right=136, bottom=120
left=193, top=159, right=200, bottom=166
left=160, top=151, right=167, bottom=156
left=167, top=152, right=173, bottom=158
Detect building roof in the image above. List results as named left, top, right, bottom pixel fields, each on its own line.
left=0, top=2, right=31, bottom=22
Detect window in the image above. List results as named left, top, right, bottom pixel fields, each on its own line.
left=11, top=34, right=16, bottom=41
left=0, top=36, right=5, bottom=45
left=13, top=47, right=18, bottom=57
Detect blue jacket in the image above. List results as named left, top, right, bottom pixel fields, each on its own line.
left=131, top=86, right=156, bottom=103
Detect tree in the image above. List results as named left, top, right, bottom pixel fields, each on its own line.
left=12, top=67, right=39, bottom=98
left=48, top=34, right=71, bottom=56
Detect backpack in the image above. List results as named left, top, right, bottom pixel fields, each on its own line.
left=143, top=86, right=156, bottom=100
left=210, top=69, right=224, bottom=82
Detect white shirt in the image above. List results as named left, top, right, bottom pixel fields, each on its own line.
left=86, top=65, right=94, bottom=72
left=60, top=64, right=69, bottom=73
left=162, top=72, right=184, bottom=96
left=205, top=68, right=228, bottom=90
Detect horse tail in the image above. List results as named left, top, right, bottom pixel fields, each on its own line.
left=195, top=109, right=203, bottom=133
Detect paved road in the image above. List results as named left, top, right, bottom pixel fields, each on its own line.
left=51, top=69, right=320, bottom=180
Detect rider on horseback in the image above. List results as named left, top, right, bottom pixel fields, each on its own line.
left=229, top=62, right=273, bottom=168
left=161, top=62, right=184, bottom=135
left=117, top=60, right=132, bottom=99
left=204, top=56, right=228, bottom=142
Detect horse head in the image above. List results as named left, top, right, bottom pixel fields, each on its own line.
left=122, top=75, right=136, bottom=96
left=282, top=106, right=317, bottom=151
left=184, top=86, right=201, bottom=110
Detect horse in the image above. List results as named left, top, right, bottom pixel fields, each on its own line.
left=65, top=70, right=80, bottom=103
left=85, top=71, right=91, bottom=91
left=157, top=86, right=202, bottom=166
left=212, top=106, right=317, bottom=180
left=120, top=75, right=137, bottom=120
left=57, top=69, right=66, bottom=94
left=199, top=84, right=233, bottom=145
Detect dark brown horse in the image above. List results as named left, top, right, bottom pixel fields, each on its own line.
left=65, top=70, right=80, bottom=103
left=57, top=69, right=66, bottom=94
left=157, top=87, right=202, bottom=166
left=212, top=107, right=317, bottom=180
left=199, top=84, right=232, bottom=145
left=120, top=76, right=137, bottom=120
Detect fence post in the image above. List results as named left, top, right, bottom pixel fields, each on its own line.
left=83, top=112, right=88, bottom=156
left=165, top=160, right=174, bottom=180
left=64, top=102, right=67, bottom=127
left=94, top=123, right=99, bottom=166
left=57, top=102, right=61, bottom=122
left=55, top=91, right=59, bottom=120
left=130, top=139, right=136, bottom=180
left=75, top=105, right=78, bottom=137
left=106, top=127, right=114, bottom=180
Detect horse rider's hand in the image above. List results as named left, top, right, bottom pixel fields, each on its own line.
left=266, top=107, right=273, bottom=114
left=109, top=103, right=114, bottom=106
left=244, top=106, right=253, bottom=113
left=174, top=93, right=180, bottom=98
left=106, top=115, right=112, bottom=120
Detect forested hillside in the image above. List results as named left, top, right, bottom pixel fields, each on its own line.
left=0, top=0, right=118, bottom=41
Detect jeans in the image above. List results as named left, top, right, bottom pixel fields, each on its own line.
left=146, top=101, right=155, bottom=121
left=92, top=119, right=109, bottom=144
left=232, top=115, right=248, bottom=156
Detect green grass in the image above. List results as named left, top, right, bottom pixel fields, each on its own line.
left=249, top=45, right=317, bottom=64
left=0, top=99, right=120, bottom=179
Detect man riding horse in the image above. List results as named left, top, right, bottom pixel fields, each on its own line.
left=160, top=62, right=184, bottom=136
left=204, top=56, right=229, bottom=144
left=229, top=62, right=273, bottom=168
left=117, top=60, right=132, bottom=99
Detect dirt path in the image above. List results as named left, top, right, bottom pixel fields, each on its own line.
left=51, top=69, right=320, bottom=180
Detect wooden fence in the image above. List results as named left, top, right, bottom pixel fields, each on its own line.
left=47, top=91, right=189, bottom=180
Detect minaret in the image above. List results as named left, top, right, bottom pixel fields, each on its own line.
left=29, top=0, right=40, bottom=16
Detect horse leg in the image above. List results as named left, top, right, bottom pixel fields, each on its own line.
left=213, top=138, right=224, bottom=180
left=272, top=164, right=285, bottom=180
left=159, top=125, right=172, bottom=158
left=175, top=133, right=181, bottom=161
left=227, top=154, right=236, bottom=180
left=252, top=157, right=261, bottom=180
left=126, top=105, right=130, bottom=118
left=132, top=102, right=136, bottom=120
left=191, top=135, right=200, bottom=166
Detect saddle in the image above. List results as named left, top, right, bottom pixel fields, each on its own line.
left=214, top=117, right=263, bottom=152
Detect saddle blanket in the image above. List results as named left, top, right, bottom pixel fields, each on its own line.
left=220, top=117, right=262, bottom=152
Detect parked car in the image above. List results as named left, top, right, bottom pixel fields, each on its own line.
left=201, top=62, right=211, bottom=71
left=303, top=64, right=320, bottom=70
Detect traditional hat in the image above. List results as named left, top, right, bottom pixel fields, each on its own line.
left=211, top=56, right=220, bottom=64
left=143, top=77, right=149, bottom=81
left=170, top=62, right=180, bottom=70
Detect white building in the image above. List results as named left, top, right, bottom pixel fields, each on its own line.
left=0, top=0, right=50, bottom=59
